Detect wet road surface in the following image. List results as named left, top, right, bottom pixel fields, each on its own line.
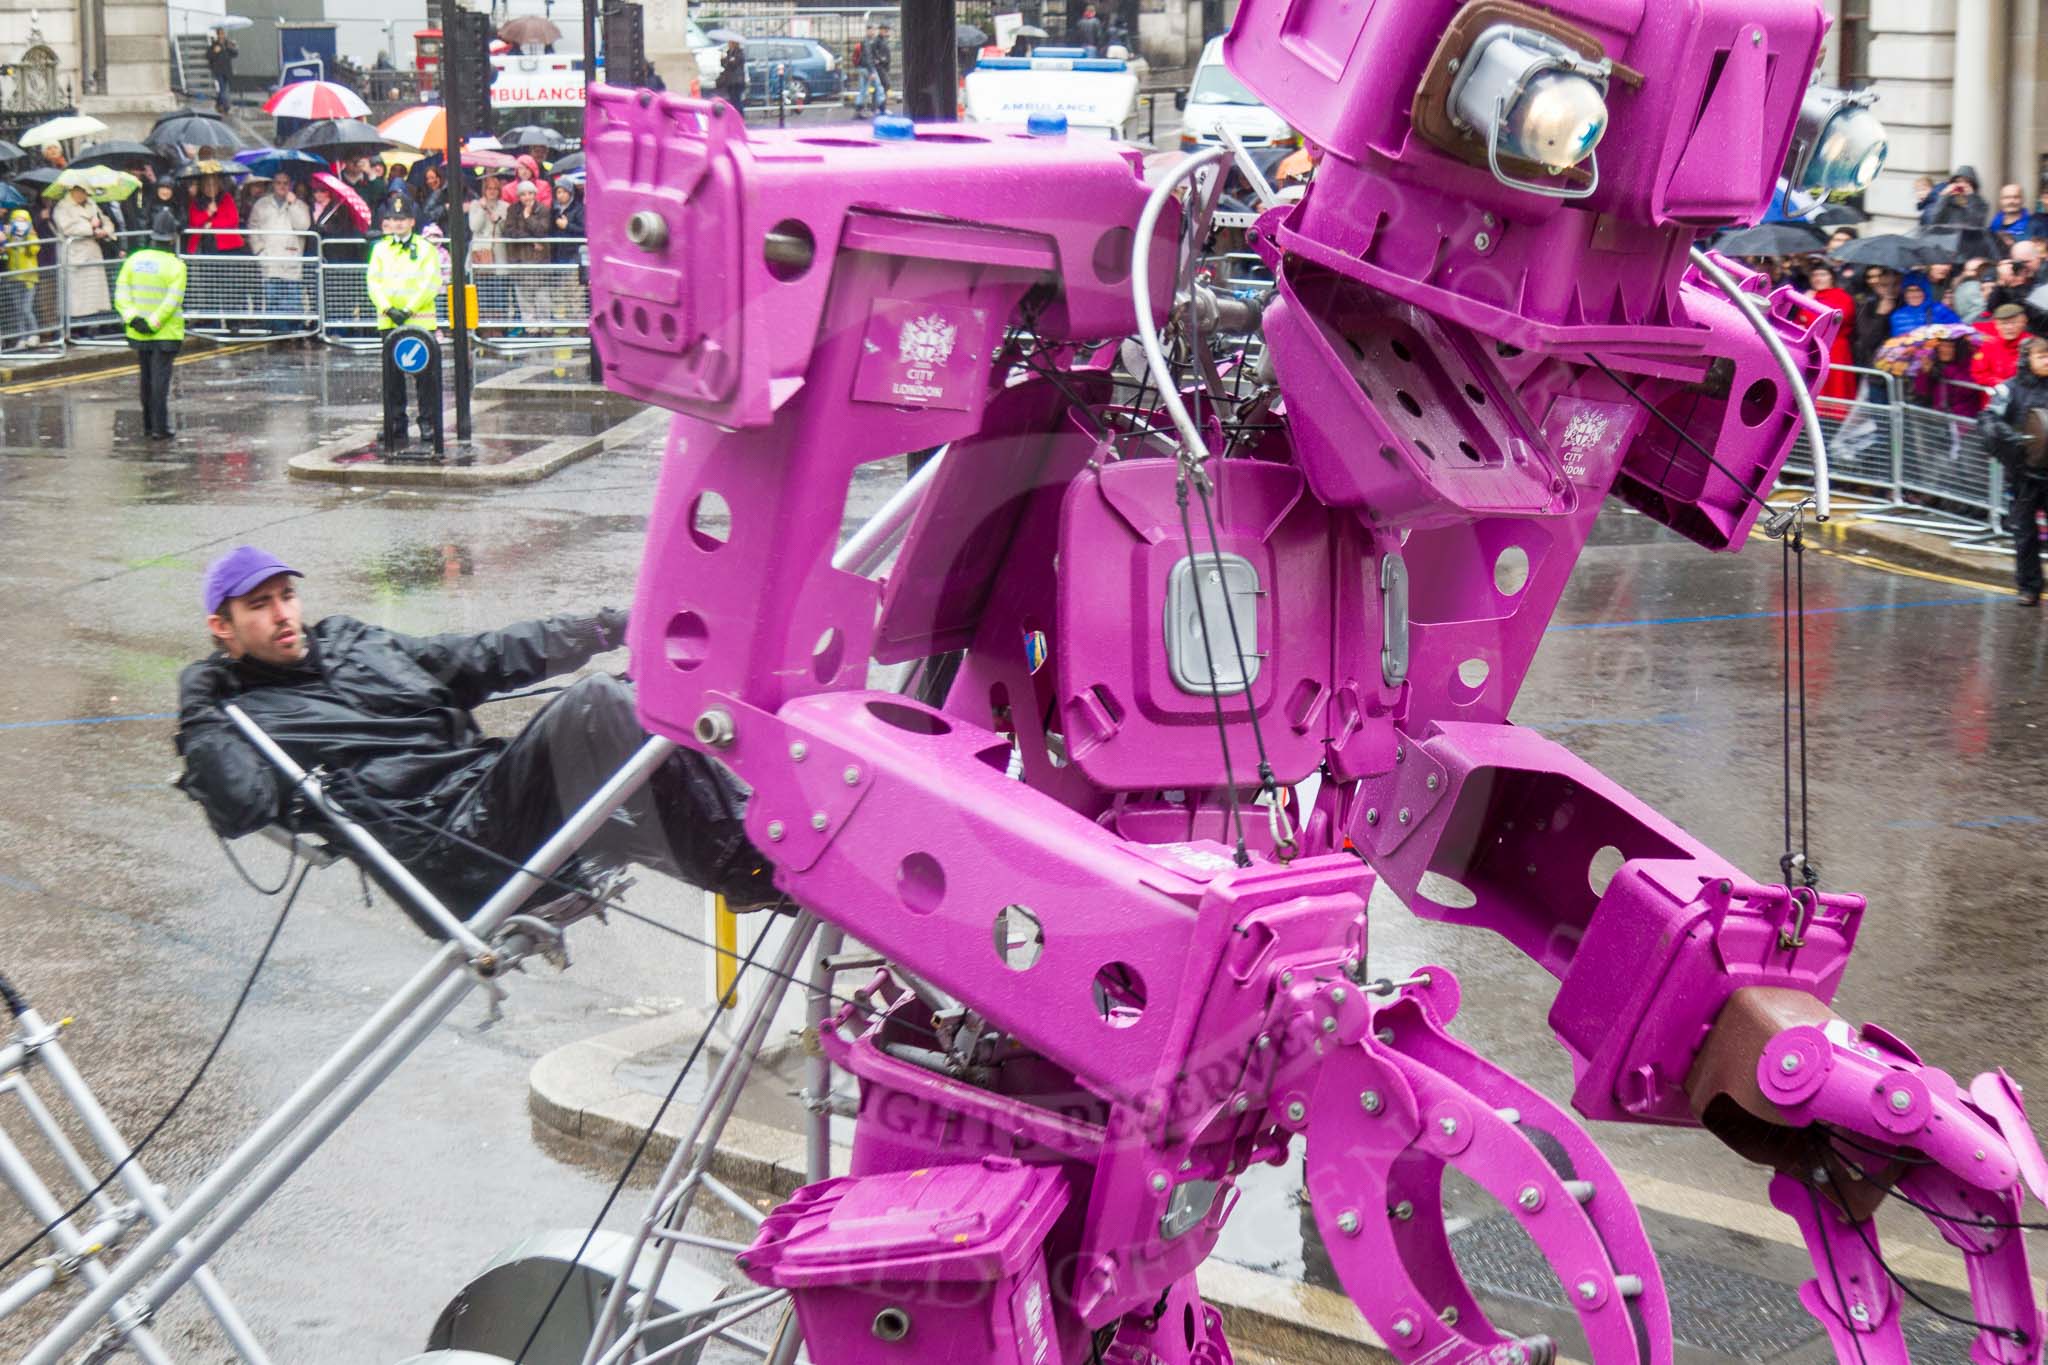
left=0, top=345, right=2043, bottom=1361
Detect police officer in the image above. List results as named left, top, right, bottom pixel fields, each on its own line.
left=366, top=190, right=443, bottom=448
left=113, top=209, right=188, bottom=442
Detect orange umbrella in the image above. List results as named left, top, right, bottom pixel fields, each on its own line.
left=378, top=105, right=447, bottom=151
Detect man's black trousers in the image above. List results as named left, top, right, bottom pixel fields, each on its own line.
left=2015, top=473, right=2047, bottom=599
left=132, top=339, right=180, bottom=436
left=381, top=339, right=442, bottom=445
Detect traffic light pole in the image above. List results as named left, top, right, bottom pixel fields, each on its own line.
left=902, top=0, right=958, bottom=120
left=440, top=0, right=476, bottom=447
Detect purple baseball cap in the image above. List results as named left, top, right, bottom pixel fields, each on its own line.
left=203, top=546, right=301, bottom=615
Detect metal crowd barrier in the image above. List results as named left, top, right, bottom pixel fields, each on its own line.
left=470, top=242, right=589, bottom=352
left=182, top=227, right=322, bottom=341
left=0, top=257, right=64, bottom=359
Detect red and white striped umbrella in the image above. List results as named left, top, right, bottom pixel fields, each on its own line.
left=263, top=80, right=371, bottom=121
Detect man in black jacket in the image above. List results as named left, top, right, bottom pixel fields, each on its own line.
left=176, top=546, right=771, bottom=935
left=1978, top=339, right=2048, bottom=607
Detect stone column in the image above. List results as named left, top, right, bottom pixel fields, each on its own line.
left=1950, top=0, right=2006, bottom=183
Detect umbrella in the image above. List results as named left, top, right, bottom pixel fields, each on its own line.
left=7, top=167, right=62, bottom=193
left=147, top=110, right=244, bottom=152
left=1810, top=203, right=1867, bottom=227
left=174, top=157, right=249, bottom=180
left=1712, top=222, right=1827, bottom=258
left=1874, top=324, right=1976, bottom=379
left=19, top=114, right=108, bottom=148
left=498, top=124, right=565, bottom=151
left=1015, top=24, right=1050, bottom=37
left=310, top=170, right=370, bottom=229
left=497, top=15, right=561, bottom=46
left=1831, top=233, right=1947, bottom=273
left=460, top=147, right=520, bottom=169
left=1914, top=225, right=2003, bottom=263
left=0, top=140, right=26, bottom=165
left=286, top=118, right=395, bottom=158
left=211, top=15, right=253, bottom=30
left=705, top=28, right=742, bottom=42
left=467, top=134, right=504, bottom=150
left=0, top=183, right=27, bottom=210
left=377, top=147, right=427, bottom=170
left=69, top=139, right=166, bottom=171
left=235, top=146, right=328, bottom=178
left=42, top=165, right=140, bottom=202
left=956, top=21, right=988, bottom=46
left=547, top=150, right=583, bottom=176
left=377, top=105, right=447, bottom=151
left=264, top=79, right=371, bottom=121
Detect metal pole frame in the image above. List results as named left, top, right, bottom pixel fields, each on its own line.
left=21, top=733, right=678, bottom=1365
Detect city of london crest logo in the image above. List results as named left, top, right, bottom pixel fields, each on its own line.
left=899, top=313, right=959, bottom=368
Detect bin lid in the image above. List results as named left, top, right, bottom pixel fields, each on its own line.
left=740, top=1156, right=1068, bottom=1288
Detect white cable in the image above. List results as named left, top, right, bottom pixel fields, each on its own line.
left=1131, top=147, right=1233, bottom=461
left=1688, top=246, right=1832, bottom=523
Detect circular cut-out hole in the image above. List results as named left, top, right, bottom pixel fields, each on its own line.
left=1589, top=844, right=1626, bottom=896
left=1458, top=440, right=1481, bottom=462
left=1390, top=337, right=1413, bottom=362
left=688, top=490, right=730, bottom=551
left=1457, top=657, right=1491, bottom=690
left=765, top=218, right=816, bottom=281
left=1396, top=389, right=1423, bottom=418
left=993, top=905, right=1044, bottom=970
left=1739, top=377, right=1778, bottom=427
left=1092, top=961, right=1147, bottom=1028
left=898, top=852, right=945, bottom=915
left=1464, top=382, right=1487, bottom=406
left=1418, top=871, right=1478, bottom=908
left=1093, top=226, right=1134, bottom=284
left=1494, top=545, right=1531, bottom=596
left=812, top=627, right=844, bottom=683
left=867, top=700, right=952, bottom=735
left=664, top=611, right=708, bottom=672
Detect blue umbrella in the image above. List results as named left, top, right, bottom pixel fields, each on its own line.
left=234, top=147, right=327, bottom=178
left=0, top=182, right=27, bottom=210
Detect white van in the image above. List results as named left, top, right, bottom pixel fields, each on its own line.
left=1177, top=36, right=1295, bottom=151
left=963, top=50, right=1142, bottom=140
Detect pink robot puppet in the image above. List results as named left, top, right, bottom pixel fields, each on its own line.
left=577, top=1, right=2046, bottom=1362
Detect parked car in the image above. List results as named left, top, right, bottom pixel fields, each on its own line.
left=1176, top=36, right=1296, bottom=151
left=743, top=37, right=844, bottom=106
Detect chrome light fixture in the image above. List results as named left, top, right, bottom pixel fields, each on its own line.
left=1783, top=86, right=1887, bottom=196
left=1446, top=24, right=1612, bottom=199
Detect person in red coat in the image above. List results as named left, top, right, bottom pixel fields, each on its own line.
left=1806, top=263, right=1859, bottom=418
left=1971, top=302, right=2032, bottom=386
left=185, top=173, right=245, bottom=254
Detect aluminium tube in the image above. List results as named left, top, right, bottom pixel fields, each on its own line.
left=1687, top=246, right=1833, bottom=522
left=803, top=926, right=844, bottom=1186
left=0, top=1208, right=135, bottom=1319
left=25, top=741, right=677, bottom=1365
left=222, top=704, right=492, bottom=958
left=1132, top=147, right=1233, bottom=460
left=832, top=448, right=946, bottom=576
left=0, top=1076, right=118, bottom=1222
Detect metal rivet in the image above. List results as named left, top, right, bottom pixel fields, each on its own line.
left=1151, top=1172, right=1169, bottom=1193
left=1398, top=808, right=1412, bottom=824
left=1393, top=1200, right=1414, bottom=1221
left=1577, top=1280, right=1600, bottom=1302
left=1517, top=1186, right=1541, bottom=1211
left=810, top=811, right=828, bottom=831
left=1365, top=808, right=1380, bottom=825
left=1439, top=1116, right=1458, bottom=1137
left=1751, top=28, right=1763, bottom=44
left=790, top=742, right=808, bottom=761
left=1233, top=1095, right=1250, bottom=1114
left=1889, top=1090, right=1912, bottom=1112
left=1330, top=987, right=1347, bottom=1003
left=1393, top=1317, right=1416, bottom=1339
left=1361, top=1090, right=1383, bottom=1114
left=1256, top=1034, right=1271, bottom=1050
left=1473, top=231, right=1491, bottom=251
left=1780, top=1053, right=1802, bottom=1073
left=1376, top=1027, right=1394, bottom=1043
left=843, top=765, right=861, bottom=785
left=1975, top=1149, right=1987, bottom=1161
left=1336, top=1210, right=1360, bottom=1236
left=626, top=209, right=669, bottom=251
left=1439, top=1307, right=1460, bottom=1326
left=1321, top=1016, right=1338, bottom=1033
left=1395, top=745, right=1405, bottom=763
left=1426, top=773, right=1439, bottom=791
left=1850, top=1304, right=1870, bottom=1323
left=765, top=820, right=785, bottom=842
left=1281, top=970, right=1294, bottom=987
left=1286, top=1100, right=1306, bottom=1123
left=693, top=708, right=735, bottom=747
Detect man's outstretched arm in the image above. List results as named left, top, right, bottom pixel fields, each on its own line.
left=395, top=608, right=631, bottom=709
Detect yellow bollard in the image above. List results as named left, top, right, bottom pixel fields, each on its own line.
left=448, top=283, right=478, bottom=329
left=715, top=895, right=739, bottom=1009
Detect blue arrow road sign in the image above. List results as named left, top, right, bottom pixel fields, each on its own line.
left=393, top=335, right=431, bottom=374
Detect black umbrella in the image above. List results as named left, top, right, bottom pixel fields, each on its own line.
left=957, top=21, right=988, bottom=45
left=1810, top=203, right=1867, bottom=227
left=0, top=140, right=23, bottom=166
left=284, top=118, right=394, bottom=158
left=1831, top=233, right=1948, bottom=272
left=71, top=139, right=167, bottom=171
left=547, top=150, right=584, bottom=176
left=7, top=166, right=63, bottom=193
left=1914, top=225, right=2002, bottom=263
left=1712, top=221, right=1827, bottom=258
left=147, top=111, right=244, bottom=152
left=499, top=124, right=565, bottom=152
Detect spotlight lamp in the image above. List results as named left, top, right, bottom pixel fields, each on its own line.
left=1784, top=86, right=1887, bottom=197
left=1445, top=24, right=1613, bottom=199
